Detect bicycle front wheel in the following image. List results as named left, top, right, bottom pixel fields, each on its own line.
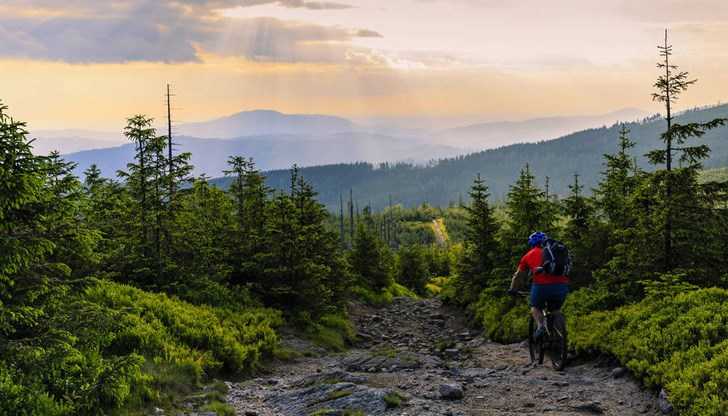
left=549, top=311, right=568, bottom=371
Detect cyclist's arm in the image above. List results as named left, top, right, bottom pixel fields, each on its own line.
left=509, top=268, right=529, bottom=292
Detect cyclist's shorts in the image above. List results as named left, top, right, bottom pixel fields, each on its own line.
left=530, top=283, right=568, bottom=311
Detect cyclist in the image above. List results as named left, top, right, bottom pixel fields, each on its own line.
left=508, top=231, right=568, bottom=341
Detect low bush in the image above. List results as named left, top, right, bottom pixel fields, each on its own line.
left=566, top=286, right=728, bottom=416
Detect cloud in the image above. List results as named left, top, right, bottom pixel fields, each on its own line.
left=277, top=0, right=353, bottom=10
left=356, top=29, right=382, bottom=38
left=0, top=0, right=364, bottom=63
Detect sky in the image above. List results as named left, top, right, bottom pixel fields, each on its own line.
left=1, top=0, right=727, bottom=132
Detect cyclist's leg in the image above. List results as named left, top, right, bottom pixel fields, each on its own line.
left=543, top=283, right=569, bottom=312
left=529, top=284, right=548, bottom=329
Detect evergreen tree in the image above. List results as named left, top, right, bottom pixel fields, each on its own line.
left=395, top=245, right=429, bottom=296
left=453, top=174, right=500, bottom=303
left=0, top=102, right=111, bottom=412
left=501, top=164, right=552, bottom=265
left=560, top=173, right=597, bottom=288
left=116, top=115, right=193, bottom=289
left=348, top=222, right=394, bottom=292
left=224, top=156, right=270, bottom=284
left=648, top=30, right=726, bottom=272
left=590, top=127, right=657, bottom=306
left=258, top=167, right=350, bottom=317
left=169, top=176, right=235, bottom=294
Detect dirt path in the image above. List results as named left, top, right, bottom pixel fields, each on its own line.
left=432, top=219, right=446, bottom=247
left=226, top=297, right=664, bottom=415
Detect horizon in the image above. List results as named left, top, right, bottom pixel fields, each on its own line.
left=1, top=1, right=727, bottom=134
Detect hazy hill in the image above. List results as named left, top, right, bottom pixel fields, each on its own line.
left=430, top=108, right=651, bottom=150
left=59, top=108, right=651, bottom=178
left=176, top=109, right=365, bottom=139
left=248, top=104, right=728, bottom=211
left=65, top=133, right=465, bottom=178
left=30, top=129, right=125, bottom=155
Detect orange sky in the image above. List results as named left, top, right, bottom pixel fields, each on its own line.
left=1, top=0, right=727, bottom=132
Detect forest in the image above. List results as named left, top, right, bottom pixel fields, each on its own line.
left=1, top=36, right=728, bottom=416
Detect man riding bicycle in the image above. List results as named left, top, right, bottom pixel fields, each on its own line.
left=508, top=232, right=568, bottom=341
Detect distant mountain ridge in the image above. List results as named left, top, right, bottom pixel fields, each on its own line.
left=430, top=108, right=651, bottom=149
left=58, top=107, right=651, bottom=178
left=176, top=109, right=364, bottom=139
left=65, top=132, right=465, bottom=178
left=251, top=103, right=728, bottom=211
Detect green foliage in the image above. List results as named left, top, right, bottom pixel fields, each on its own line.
left=567, top=288, right=728, bottom=416
left=351, top=282, right=418, bottom=305
left=348, top=222, right=394, bottom=291
left=394, top=245, right=429, bottom=296
left=451, top=174, right=501, bottom=304
left=292, top=311, right=355, bottom=352
left=383, top=390, right=408, bottom=408
left=200, top=402, right=236, bottom=416
left=87, top=280, right=280, bottom=375
left=475, top=287, right=530, bottom=343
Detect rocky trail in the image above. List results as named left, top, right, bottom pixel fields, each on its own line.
left=226, top=297, right=668, bottom=415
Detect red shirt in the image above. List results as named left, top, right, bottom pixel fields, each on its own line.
left=518, top=247, right=568, bottom=285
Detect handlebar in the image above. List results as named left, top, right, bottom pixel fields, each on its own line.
left=507, top=288, right=530, bottom=298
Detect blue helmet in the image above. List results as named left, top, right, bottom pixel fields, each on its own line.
left=528, top=231, right=547, bottom=246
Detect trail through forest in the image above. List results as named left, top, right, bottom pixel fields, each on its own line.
left=226, top=297, right=668, bottom=415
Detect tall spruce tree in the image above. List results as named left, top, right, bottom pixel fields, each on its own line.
left=258, top=167, right=350, bottom=317
left=224, top=156, right=270, bottom=284
left=348, top=221, right=394, bottom=292
left=560, top=173, right=596, bottom=288
left=648, top=30, right=726, bottom=272
left=502, top=164, right=552, bottom=265
left=454, top=174, right=500, bottom=303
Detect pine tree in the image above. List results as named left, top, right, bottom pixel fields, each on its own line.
left=224, top=156, right=269, bottom=284
left=258, top=167, right=350, bottom=317
left=502, top=164, right=551, bottom=264
left=348, top=222, right=394, bottom=292
left=453, top=174, right=500, bottom=303
left=560, top=173, right=597, bottom=288
left=648, top=30, right=726, bottom=272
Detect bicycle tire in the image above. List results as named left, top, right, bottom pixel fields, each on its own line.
left=528, top=318, right=537, bottom=362
left=549, top=311, right=568, bottom=370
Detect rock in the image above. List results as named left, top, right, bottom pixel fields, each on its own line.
left=659, top=389, right=674, bottom=415
left=291, top=370, right=368, bottom=389
left=439, top=383, right=464, bottom=400
left=266, top=381, right=403, bottom=415
left=569, top=401, right=604, bottom=414
left=612, top=366, right=627, bottom=378
left=444, top=348, right=460, bottom=359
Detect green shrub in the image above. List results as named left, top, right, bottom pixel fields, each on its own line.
left=475, top=288, right=529, bottom=343
left=567, top=287, right=728, bottom=416
left=297, top=312, right=355, bottom=352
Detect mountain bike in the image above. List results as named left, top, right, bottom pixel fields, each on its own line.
left=516, top=291, right=568, bottom=370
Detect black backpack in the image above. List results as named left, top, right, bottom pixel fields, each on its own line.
left=536, top=238, right=572, bottom=276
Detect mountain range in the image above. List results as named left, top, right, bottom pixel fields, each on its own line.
left=42, top=108, right=650, bottom=178
left=33, top=104, right=728, bottom=210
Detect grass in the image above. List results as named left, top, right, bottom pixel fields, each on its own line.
left=383, top=390, right=408, bottom=408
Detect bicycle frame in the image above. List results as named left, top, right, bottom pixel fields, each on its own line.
left=516, top=291, right=568, bottom=370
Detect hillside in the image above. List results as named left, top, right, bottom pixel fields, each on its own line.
left=253, top=104, right=728, bottom=211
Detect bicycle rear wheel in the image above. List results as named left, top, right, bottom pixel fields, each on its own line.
left=549, top=311, right=568, bottom=370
